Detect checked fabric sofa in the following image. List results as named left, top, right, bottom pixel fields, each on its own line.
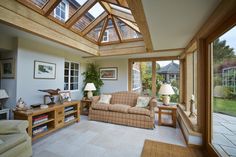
left=89, top=91, right=157, bottom=129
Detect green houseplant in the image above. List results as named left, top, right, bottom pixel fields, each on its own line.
left=82, top=63, right=104, bottom=96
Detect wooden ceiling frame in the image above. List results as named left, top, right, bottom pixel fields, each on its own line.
left=126, top=0, right=153, bottom=52
left=110, top=8, right=135, bottom=22
left=17, top=0, right=44, bottom=14
left=65, top=0, right=97, bottom=28
left=116, top=16, right=140, bottom=33
left=98, top=17, right=109, bottom=44
left=42, top=0, right=61, bottom=16
left=82, top=12, right=108, bottom=36
left=111, top=16, right=122, bottom=42
left=116, top=0, right=129, bottom=8
left=99, top=1, right=112, bottom=14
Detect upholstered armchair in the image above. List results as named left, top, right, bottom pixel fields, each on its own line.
left=0, top=120, right=32, bottom=157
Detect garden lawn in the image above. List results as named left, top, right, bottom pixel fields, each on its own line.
left=214, top=98, right=236, bottom=117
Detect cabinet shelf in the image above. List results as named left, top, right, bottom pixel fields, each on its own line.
left=64, top=110, right=77, bottom=116
left=32, top=118, right=54, bottom=128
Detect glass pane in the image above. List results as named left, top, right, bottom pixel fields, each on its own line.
left=115, top=18, right=142, bottom=40
left=65, top=70, right=69, bottom=76
left=212, top=26, right=236, bottom=156
left=50, top=0, right=88, bottom=23
left=157, top=60, right=180, bottom=104
left=75, top=63, right=79, bottom=69
left=132, top=62, right=152, bottom=96
left=71, top=70, right=74, bottom=76
left=64, top=83, right=68, bottom=90
left=64, top=76, right=69, bottom=83
left=26, top=0, right=48, bottom=8
left=71, top=63, right=75, bottom=69
left=86, top=19, right=105, bottom=42
left=101, top=19, right=119, bottom=43
left=110, top=4, right=131, bottom=14
left=72, top=2, right=104, bottom=32
left=65, top=62, right=69, bottom=69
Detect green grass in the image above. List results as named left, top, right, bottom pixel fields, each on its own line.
left=214, top=98, right=236, bottom=117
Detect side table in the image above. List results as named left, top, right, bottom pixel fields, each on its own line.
left=80, top=99, right=92, bottom=115
left=158, top=105, right=177, bottom=128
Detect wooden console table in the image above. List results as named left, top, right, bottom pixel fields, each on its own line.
left=13, top=101, right=80, bottom=141
left=158, top=105, right=177, bottom=128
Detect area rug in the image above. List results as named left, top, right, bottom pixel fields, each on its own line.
left=141, top=140, right=204, bottom=157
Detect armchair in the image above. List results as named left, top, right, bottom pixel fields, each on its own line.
left=0, top=120, right=32, bottom=157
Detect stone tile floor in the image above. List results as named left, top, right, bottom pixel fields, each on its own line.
left=213, top=113, right=236, bottom=157
left=32, top=115, right=185, bottom=157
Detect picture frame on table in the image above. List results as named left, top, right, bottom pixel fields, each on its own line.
left=99, top=67, right=118, bottom=80
left=59, top=91, right=72, bottom=103
left=0, top=58, right=15, bottom=79
left=34, top=61, right=56, bottom=79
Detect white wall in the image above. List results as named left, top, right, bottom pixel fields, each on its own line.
left=95, top=59, right=128, bottom=93
left=16, top=38, right=87, bottom=105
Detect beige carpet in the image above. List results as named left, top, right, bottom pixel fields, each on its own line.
left=141, top=140, right=204, bottom=157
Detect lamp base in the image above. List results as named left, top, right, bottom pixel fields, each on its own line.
left=87, top=91, right=93, bottom=99
left=162, top=95, right=170, bottom=106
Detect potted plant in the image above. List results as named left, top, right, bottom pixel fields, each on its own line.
left=82, top=63, right=104, bottom=96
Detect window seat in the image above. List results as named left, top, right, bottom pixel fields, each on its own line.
left=177, top=104, right=202, bottom=146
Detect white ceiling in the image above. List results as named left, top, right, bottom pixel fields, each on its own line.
left=0, top=23, right=92, bottom=57
left=142, top=0, right=221, bottom=50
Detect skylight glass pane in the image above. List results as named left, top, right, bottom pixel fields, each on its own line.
left=26, top=0, right=48, bottom=8
left=86, top=20, right=105, bottom=42
left=110, top=4, right=131, bottom=14
left=101, top=19, right=119, bottom=43
left=50, top=0, right=88, bottom=23
left=72, top=3, right=104, bottom=32
left=115, top=18, right=142, bottom=40
left=88, top=3, right=105, bottom=19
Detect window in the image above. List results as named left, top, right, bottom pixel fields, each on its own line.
left=64, top=61, right=79, bottom=90
left=54, top=1, right=68, bottom=22
left=102, top=30, right=109, bottom=42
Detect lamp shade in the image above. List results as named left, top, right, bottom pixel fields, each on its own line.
left=84, top=83, right=96, bottom=91
left=0, top=89, right=9, bottom=99
left=158, top=84, right=175, bottom=95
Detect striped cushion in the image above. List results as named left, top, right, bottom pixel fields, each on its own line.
left=128, top=107, right=151, bottom=116
left=91, top=103, right=110, bottom=111
left=108, top=104, right=131, bottom=113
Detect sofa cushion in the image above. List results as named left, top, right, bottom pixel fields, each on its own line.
left=128, top=107, right=151, bottom=116
left=108, top=104, right=131, bottom=113
left=111, top=92, right=139, bottom=107
left=98, top=94, right=112, bottom=104
left=135, top=96, right=150, bottom=108
left=91, top=103, right=110, bottom=111
left=0, top=134, right=27, bottom=154
left=0, top=120, right=28, bottom=134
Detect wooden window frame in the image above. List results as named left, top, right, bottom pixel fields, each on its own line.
left=128, top=56, right=179, bottom=97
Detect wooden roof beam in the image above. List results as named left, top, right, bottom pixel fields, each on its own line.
left=117, top=17, right=140, bottom=33
left=82, top=12, right=108, bottom=36
left=42, top=0, right=61, bottom=16
left=126, top=0, right=153, bottom=52
left=111, top=16, right=122, bottom=42
left=111, top=8, right=135, bottom=23
left=116, top=0, right=129, bottom=8
left=65, top=0, right=97, bottom=28
left=98, top=17, right=109, bottom=44
left=99, top=1, right=112, bottom=14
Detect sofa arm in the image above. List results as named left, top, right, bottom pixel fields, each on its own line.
left=0, top=120, right=28, bottom=135
left=149, top=98, right=157, bottom=111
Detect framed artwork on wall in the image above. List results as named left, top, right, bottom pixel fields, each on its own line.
left=0, top=58, right=15, bottom=79
left=59, top=91, right=71, bottom=103
left=34, top=61, right=56, bottom=79
left=100, top=67, right=118, bottom=80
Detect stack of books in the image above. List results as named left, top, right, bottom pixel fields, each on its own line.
left=65, top=115, right=75, bottom=123
left=33, top=125, right=48, bottom=136
left=65, top=106, right=74, bottom=113
left=33, top=114, right=48, bottom=125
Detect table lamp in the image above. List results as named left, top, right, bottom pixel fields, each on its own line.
left=84, top=83, right=96, bottom=99
left=158, top=84, right=175, bottom=105
left=0, top=89, right=9, bottom=109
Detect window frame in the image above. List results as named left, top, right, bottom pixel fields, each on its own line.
left=64, top=61, right=80, bottom=91
left=102, top=30, right=109, bottom=42
left=54, top=0, right=69, bottom=22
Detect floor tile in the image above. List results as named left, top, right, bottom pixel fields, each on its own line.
left=212, top=133, right=235, bottom=147
left=222, top=145, right=236, bottom=156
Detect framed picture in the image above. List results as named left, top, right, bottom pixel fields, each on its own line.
left=34, top=61, right=56, bottom=79
left=0, top=58, right=15, bottom=79
left=100, top=67, right=118, bottom=80
left=59, top=91, right=71, bottom=103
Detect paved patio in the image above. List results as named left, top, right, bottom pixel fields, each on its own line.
left=213, top=113, right=236, bottom=157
